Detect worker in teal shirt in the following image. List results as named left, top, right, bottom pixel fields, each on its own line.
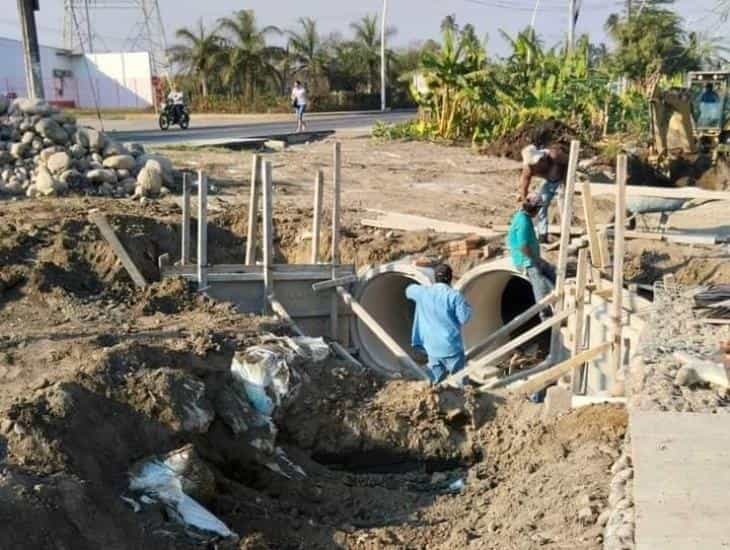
left=406, top=264, right=472, bottom=384
left=507, top=193, right=556, bottom=319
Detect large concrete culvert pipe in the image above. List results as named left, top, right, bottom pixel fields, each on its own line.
left=455, top=259, right=542, bottom=362
left=350, top=263, right=433, bottom=377
left=350, top=259, right=542, bottom=377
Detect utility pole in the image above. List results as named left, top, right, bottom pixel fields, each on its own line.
left=380, top=0, right=388, bottom=112
left=627, top=0, right=632, bottom=18
left=17, top=0, right=45, bottom=99
left=567, top=0, right=576, bottom=53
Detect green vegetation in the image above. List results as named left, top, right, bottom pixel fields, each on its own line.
left=168, top=9, right=423, bottom=112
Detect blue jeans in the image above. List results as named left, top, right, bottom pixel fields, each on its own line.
left=526, top=262, right=556, bottom=320
left=537, top=179, right=562, bottom=238
left=427, top=352, right=466, bottom=385
left=295, top=104, right=306, bottom=121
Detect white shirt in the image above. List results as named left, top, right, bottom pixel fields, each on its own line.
left=168, top=91, right=184, bottom=105
left=291, top=86, right=307, bottom=106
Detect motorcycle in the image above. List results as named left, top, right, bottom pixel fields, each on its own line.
left=159, top=100, right=190, bottom=130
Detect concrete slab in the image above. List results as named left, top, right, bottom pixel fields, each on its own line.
left=631, top=411, right=730, bottom=550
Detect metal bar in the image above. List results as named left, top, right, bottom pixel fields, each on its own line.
left=312, top=274, right=359, bottom=293
left=331, top=142, right=342, bottom=340
left=245, top=154, right=261, bottom=265
left=181, top=172, right=190, bottom=265
left=197, top=170, right=208, bottom=291
left=262, top=160, right=273, bottom=309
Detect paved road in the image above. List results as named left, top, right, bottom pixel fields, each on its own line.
left=107, top=110, right=416, bottom=146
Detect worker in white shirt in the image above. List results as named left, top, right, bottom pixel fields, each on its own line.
left=291, top=81, right=308, bottom=133
left=167, top=88, right=185, bottom=121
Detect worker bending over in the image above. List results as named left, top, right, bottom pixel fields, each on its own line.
left=507, top=194, right=556, bottom=319
left=519, top=142, right=568, bottom=243
left=406, top=264, right=472, bottom=384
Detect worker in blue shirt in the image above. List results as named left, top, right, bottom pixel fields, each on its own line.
left=507, top=194, right=556, bottom=319
left=405, top=264, right=473, bottom=384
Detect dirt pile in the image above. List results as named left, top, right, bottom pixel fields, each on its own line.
left=481, top=120, right=580, bottom=160
left=0, top=96, right=175, bottom=199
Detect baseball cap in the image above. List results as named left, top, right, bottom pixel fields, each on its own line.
left=522, top=145, right=547, bottom=167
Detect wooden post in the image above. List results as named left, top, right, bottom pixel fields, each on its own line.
left=262, top=161, right=274, bottom=310
left=311, top=170, right=324, bottom=264
left=181, top=172, right=191, bottom=265
left=330, top=142, right=342, bottom=340
left=581, top=173, right=601, bottom=273
left=570, top=248, right=589, bottom=392
left=89, top=212, right=148, bottom=288
left=549, top=139, right=581, bottom=357
left=465, top=293, right=559, bottom=361
left=598, top=226, right=611, bottom=272
left=245, top=154, right=261, bottom=265
left=197, top=171, right=208, bottom=291
left=336, top=286, right=428, bottom=381
left=610, top=154, right=628, bottom=390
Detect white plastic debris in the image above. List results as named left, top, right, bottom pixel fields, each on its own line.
left=448, top=478, right=465, bottom=493
left=129, top=459, right=235, bottom=539
left=291, top=336, right=330, bottom=362
left=231, top=345, right=300, bottom=416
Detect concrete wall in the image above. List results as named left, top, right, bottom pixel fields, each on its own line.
left=0, top=36, right=153, bottom=109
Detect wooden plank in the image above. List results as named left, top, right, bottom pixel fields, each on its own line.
left=581, top=171, right=601, bottom=270
left=197, top=171, right=208, bottom=290
left=597, top=226, right=611, bottom=270
left=331, top=341, right=364, bottom=369
left=465, top=293, right=560, bottom=361
left=312, top=274, right=359, bottom=292
left=571, top=248, right=589, bottom=392
left=268, top=295, right=305, bottom=337
left=511, top=342, right=612, bottom=396
left=577, top=181, right=730, bottom=201
left=245, top=154, right=261, bottom=265
left=362, top=210, right=503, bottom=239
left=632, top=411, right=730, bottom=549
left=311, top=169, right=324, bottom=264
left=331, top=142, right=342, bottom=341
left=550, top=140, right=581, bottom=356
left=88, top=212, right=147, bottom=288
left=442, top=307, right=577, bottom=387
left=610, top=155, right=627, bottom=388
left=262, top=161, right=273, bottom=310
left=181, top=172, right=191, bottom=265
left=336, top=286, right=429, bottom=381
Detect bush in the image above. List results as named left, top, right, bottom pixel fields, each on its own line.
left=371, top=119, right=436, bottom=141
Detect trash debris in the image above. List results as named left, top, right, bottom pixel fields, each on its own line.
left=447, top=478, right=465, bottom=493
left=231, top=345, right=300, bottom=416
left=129, top=449, right=236, bottom=540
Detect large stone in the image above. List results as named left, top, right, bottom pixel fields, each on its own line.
left=35, top=166, right=66, bottom=196
left=35, top=118, right=69, bottom=145
left=9, top=143, right=28, bottom=159
left=69, top=143, right=87, bottom=159
left=86, top=168, right=117, bottom=185
left=39, top=146, right=62, bottom=164
left=102, top=154, right=135, bottom=170
left=11, top=98, right=54, bottom=116
left=102, top=141, right=129, bottom=158
left=75, top=127, right=105, bottom=151
left=542, top=386, right=572, bottom=420
left=138, top=154, right=174, bottom=184
left=21, top=132, right=35, bottom=145
left=135, top=164, right=162, bottom=197
left=47, top=152, right=72, bottom=174
left=59, top=169, right=83, bottom=187
left=124, top=142, right=145, bottom=157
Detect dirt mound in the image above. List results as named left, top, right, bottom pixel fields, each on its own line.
left=482, top=120, right=579, bottom=160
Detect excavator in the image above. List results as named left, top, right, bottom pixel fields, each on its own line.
left=649, top=70, right=730, bottom=190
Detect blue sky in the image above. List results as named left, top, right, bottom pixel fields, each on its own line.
left=1, top=0, right=727, bottom=56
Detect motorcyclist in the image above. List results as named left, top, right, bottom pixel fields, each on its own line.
left=167, top=88, right=185, bottom=122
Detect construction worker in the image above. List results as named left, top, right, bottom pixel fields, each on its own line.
left=519, top=142, right=569, bottom=244
left=507, top=194, right=556, bottom=319
left=406, top=264, right=472, bottom=384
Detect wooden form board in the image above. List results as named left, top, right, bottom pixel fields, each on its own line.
left=632, top=411, right=730, bottom=549
left=89, top=212, right=147, bottom=288
left=577, top=181, right=730, bottom=201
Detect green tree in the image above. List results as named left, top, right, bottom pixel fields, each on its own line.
left=217, top=9, right=283, bottom=101
left=605, top=2, right=700, bottom=89
left=167, top=19, right=223, bottom=97
left=349, top=14, right=397, bottom=93
left=687, top=31, right=730, bottom=69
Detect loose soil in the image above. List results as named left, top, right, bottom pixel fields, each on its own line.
left=0, top=131, right=722, bottom=549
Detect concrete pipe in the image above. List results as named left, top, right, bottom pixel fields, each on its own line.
left=455, top=258, right=541, bottom=362
left=350, top=263, right=433, bottom=376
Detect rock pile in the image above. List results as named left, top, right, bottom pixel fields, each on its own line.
left=0, top=96, right=176, bottom=199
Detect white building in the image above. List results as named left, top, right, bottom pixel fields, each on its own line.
left=0, top=36, right=155, bottom=110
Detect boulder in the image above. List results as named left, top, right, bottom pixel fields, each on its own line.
left=135, top=164, right=162, bottom=197
left=35, top=166, right=66, bottom=196
left=102, top=141, right=129, bottom=158
left=21, top=132, right=35, bottom=145
left=75, top=127, right=105, bottom=151
left=39, top=146, right=61, bottom=164
left=120, top=178, right=138, bottom=195
left=124, top=142, right=145, bottom=157
left=11, top=98, right=54, bottom=116
left=47, top=152, right=72, bottom=174
left=102, top=154, right=135, bottom=171
left=9, top=143, right=28, bottom=159
left=69, top=143, right=86, bottom=159
left=59, top=169, right=83, bottom=186
left=138, top=154, right=174, bottom=184
left=86, top=168, right=117, bottom=185
left=35, top=118, right=69, bottom=145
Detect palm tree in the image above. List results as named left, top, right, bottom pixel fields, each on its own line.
left=688, top=31, right=730, bottom=70
left=349, top=14, right=396, bottom=93
left=287, top=18, right=327, bottom=81
left=167, top=20, right=223, bottom=97
left=217, top=9, right=283, bottom=102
